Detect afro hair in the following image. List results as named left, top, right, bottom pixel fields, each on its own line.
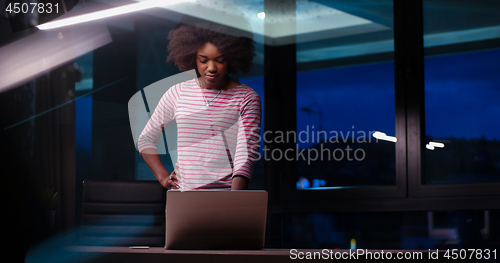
left=166, top=22, right=255, bottom=75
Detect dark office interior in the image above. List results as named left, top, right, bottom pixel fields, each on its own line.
left=1, top=0, right=500, bottom=262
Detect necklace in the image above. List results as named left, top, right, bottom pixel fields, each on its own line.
left=197, top=77, right=222, bottom=107
left=202, top=88, right=221, bottom=107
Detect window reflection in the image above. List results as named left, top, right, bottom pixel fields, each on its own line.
left=294, top=0, right=395, bottom=190
left=284, top=210, right=496, bottom=250
left=423, top=0, right=500, bottom=184
left=296, top=62, right=395, bottom=189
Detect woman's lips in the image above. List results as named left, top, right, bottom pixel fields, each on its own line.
left=206, top=75, right=217, bottom=81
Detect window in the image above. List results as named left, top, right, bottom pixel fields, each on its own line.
left=293, top=1, right=398, bottom=193
left=423, top=0, right=500, bottom=185
left=283, top=209, right=498, bottom=250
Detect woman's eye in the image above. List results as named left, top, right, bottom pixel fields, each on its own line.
left=199, top=60, right=207, bottom=63
left=217, top=60, right=225, bottom=63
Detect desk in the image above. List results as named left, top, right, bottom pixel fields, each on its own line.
left=65, top=247, right=470, bottom=262
left=67, top=246, right=297, bottom=263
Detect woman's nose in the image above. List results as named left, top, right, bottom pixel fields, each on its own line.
left=207, top=61, right=216, bottom=72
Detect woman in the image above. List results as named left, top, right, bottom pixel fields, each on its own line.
left=137, top=22, right=261, bottom=191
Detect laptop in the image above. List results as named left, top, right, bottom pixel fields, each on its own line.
left=165, top=190, right=268, bottom=250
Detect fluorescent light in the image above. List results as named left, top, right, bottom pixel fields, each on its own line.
left=426, top=144, right=435, bottom=150
left=257, top=12, right=265, bottom=19
left=372, top=131, right=397, bottom=143
left=0, top=22, right=111, bottom=93
left=429, top=141, right=445, bottom=148
left=37, top=0, right=190, bottom=30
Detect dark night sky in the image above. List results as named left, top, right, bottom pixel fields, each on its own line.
left=242, top=47, right=500, bottom=150
left=424, top=48, right=500, bottom=141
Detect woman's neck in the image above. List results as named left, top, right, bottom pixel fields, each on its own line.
left=197, top=76, right=239, bottom=90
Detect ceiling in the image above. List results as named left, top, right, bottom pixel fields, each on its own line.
left=2, top=0, right=499, bottom=91
left=78, top=0, right=500, bottom=63
left=153, top=0, right=390, bottom=46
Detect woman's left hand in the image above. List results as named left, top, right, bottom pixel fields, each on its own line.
left=231, top=175, right=249, bottom=190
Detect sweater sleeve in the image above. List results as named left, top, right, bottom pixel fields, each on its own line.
left=232, top=89, right=262, bottom=180
left=137, top=84, right=179, bottom=155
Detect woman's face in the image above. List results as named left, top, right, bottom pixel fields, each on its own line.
left=196, top=42, right=228, bottom=89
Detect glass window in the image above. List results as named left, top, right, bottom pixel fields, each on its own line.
left=295, top=1, right=395, bottom=189
left=135, top=26, right=179, bottom=181
left=423, top=0, right=500, bottom=185
left=239, top=75, right=265, bottom=189
left=284, top=210, right=497, bottom=250
left=75, top=52, right=93, bottom=198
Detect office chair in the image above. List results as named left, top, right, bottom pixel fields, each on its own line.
left=80, top=180, right=166, bottom=247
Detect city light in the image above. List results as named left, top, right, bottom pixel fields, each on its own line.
left=372, top=131, right=397, bottom=142
left=428, top=141, right=445, bottom=148
left=426, top=141, right=445, bottom=150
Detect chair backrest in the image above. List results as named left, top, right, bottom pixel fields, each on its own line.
left=80, top=180, right=166, bottom=247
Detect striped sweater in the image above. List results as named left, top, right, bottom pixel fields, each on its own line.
left=138, top=78, right=261, bottom=190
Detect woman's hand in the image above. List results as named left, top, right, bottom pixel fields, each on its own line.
left=159, top=169, right=180, bottom=189
left=170, top=162, right=181, bottom=189
left=142, top=151, right=174, bottom=189
left=231, top=175, right=249, bottom=190
left=169, top=169, right=181, bottom=189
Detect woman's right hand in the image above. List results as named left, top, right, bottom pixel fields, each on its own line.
left=169, top=162, right=181, bottom=189
left=142, top=152, right=180, bottom=189
left=162, top=163, right=180, bottom=189
left=160, top=170, right=180, bottom=189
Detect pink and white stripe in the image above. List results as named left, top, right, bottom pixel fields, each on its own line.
left=138, top=78, right=261, bottom=190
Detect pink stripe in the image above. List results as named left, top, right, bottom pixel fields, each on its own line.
left=137, top=78, right=260, bottom=188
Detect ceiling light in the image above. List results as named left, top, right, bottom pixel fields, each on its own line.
left=257, top=12, right=265, bottom=19
left=37, top=0, right=191, bottom=30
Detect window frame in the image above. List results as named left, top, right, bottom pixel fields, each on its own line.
left=264, top=0, right=500, bottom=214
